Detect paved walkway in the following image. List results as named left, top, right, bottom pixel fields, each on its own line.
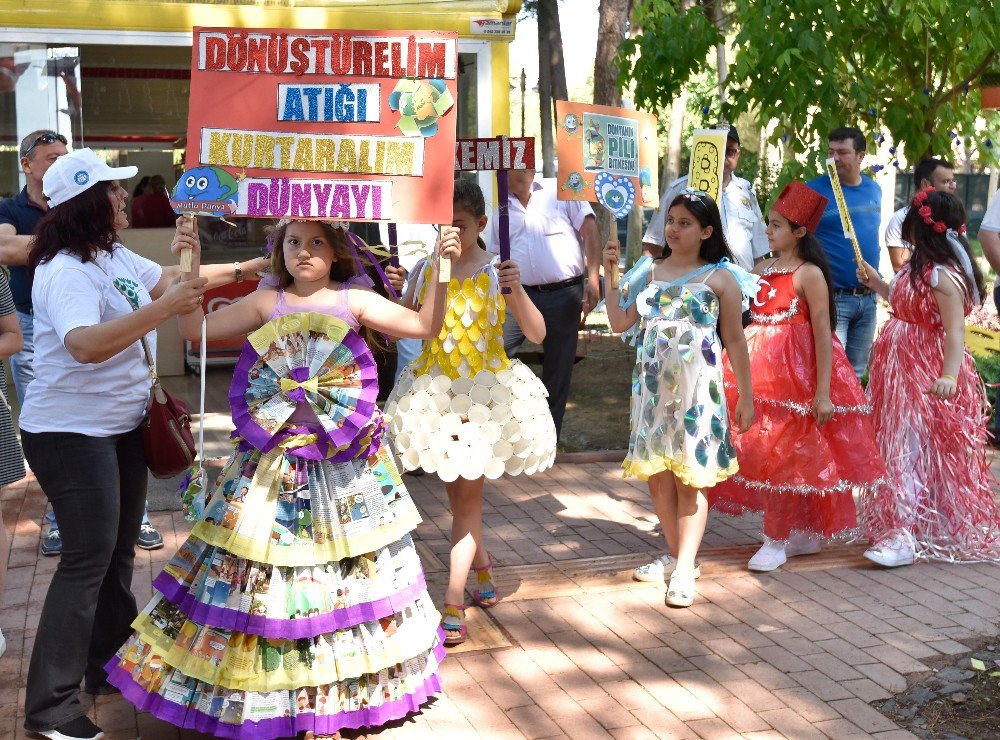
left=3, top=461, right=1000, bottom=740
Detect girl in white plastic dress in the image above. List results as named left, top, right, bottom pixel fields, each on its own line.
left=384, top=179, right=556, bottom=645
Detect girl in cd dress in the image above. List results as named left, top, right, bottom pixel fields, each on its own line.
left=384, top=180, right=556, bottom=645
left=106, top=219, right=460, bottom=739
left=604, top=189, right=756, bottom=607
left=858, top=188, right=1000, bottom=567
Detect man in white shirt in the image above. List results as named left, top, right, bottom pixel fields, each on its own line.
left=642, top=125, right=769, bottom=270
left=978, top=187, right=1000, bottom=312
left=490, top=171, right=600, bottom=437
left=883, top=157, right=957, bottom=272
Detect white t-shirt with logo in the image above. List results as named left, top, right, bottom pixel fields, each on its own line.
left=982, top=188, right=1000, bottom=233
left=883, top=206, right=912, bottom=251
left=21, top=244, right=163, bottom=436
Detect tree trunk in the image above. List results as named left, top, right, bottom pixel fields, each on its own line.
left=593, top=0, right=630, bottom=243
left=665, top=88, right=688, bottom=190
left=539, top=0, right=568, bottom=103
left=537, top=19, right=555, bottom=177
left=710, top=0, right=728, bottom=106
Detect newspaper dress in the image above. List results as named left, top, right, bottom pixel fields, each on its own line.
left=105, top=288, right=443, bottom=738
left=384, top=260, right=556, bottom=481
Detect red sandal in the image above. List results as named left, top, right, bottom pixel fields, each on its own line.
left=472, top=554, right=501, bottom=608
left=441, top=603, right=468, bottom=646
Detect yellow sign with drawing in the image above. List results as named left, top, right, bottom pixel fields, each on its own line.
left=687, top=129, right=727, bottom=205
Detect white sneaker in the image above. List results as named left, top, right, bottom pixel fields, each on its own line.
left=748, top=540, right=787, bottom=572
left=864, top=532, right=915, bottom=568
left=633, top=554, right=702, bottom=582
left=0, top=627, right=6, bottom=658
left=786, top=531, right=822, bottom=557
left=665, top=570, right=696, bottom=607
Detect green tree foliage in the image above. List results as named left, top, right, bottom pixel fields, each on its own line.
left=620, top=0, right=1000, bottom=177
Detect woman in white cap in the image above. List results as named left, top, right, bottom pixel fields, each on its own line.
left=19, top=148, right=265, bottom=740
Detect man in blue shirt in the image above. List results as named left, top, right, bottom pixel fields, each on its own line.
left=0, top=130, right=163, bottom=553
left=807, top=126, right=883, bottom=378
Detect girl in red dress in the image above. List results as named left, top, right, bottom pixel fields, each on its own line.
left=712, top=181, right=888, bottom=571
left=858, top=189, right=1000, bottom=566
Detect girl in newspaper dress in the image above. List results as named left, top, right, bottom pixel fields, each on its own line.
left=105, top=220, right=460, bottom=739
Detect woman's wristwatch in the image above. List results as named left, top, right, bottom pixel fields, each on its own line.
left=234, top=261, right=243, bottom=283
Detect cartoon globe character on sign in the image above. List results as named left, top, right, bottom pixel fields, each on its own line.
left=562, top=112, right=580, bottom=136
left=388, top=78, right=453, bottom=137
left=170, top=166, right=239, bottom=216
left=639, top=166, right=654, bottom=203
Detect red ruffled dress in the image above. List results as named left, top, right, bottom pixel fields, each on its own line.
left=711, top=267, right=887, bottom=541
left=862, top=264, right=1000, bottom=561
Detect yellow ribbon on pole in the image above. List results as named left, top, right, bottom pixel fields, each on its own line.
left=825, top=157, right=868, bottom=281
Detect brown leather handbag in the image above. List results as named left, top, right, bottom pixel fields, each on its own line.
left=108, top=274, right=196, bottom=478
left=137, top=334, right=196, bottom=479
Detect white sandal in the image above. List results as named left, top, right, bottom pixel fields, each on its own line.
left=665, top=570, right=696, bottom=608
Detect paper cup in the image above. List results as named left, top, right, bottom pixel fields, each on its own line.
left=490, top=384, right=512, bottom=405
left=411, top=390, right=432, bottom=411
left=469, top=385, right=492, bottom=405
left=524, top=454, right=540, bottom=475
left=451, top=376, right=473, bottom=396
left=480, top=420, right=502, bottom=445
left=450, top=394, right=472, bottom=416
left=474, top=369, right=497, bottom=388
left=460, top=457, right=484, bottom=481
left=468, top=404, right=491, bottom=425
left=457, top=422, right=481, bottom=446
left=496, top=369, right=515, bottom=385
left=501, top=419, right=522, bottom=443
left=513, top=438, right=531, bottom=455
left=492, top=439, right=514, bottom=460
left=430, top=374, right=451, bottom=394
left=402, top=449, right=420, bottom=470
left=396, top=396, right=411, bottom=414
left=414, top=374, right=432, bottom=393
left=439, top=413, right=463, bottom=437
left=394, top=432, right=411, bottom=450
left=437, top=458, right=460, bottom=483
left=431, top=392, right=451, bottom=413
left=419, top=448, right=439, bottom=473
left=505, top=457, right=525, bottom=475
left=410, top=429, right=429, bottom=450
left=491, top=404, right=513, bottom=425
left=484, top=458, right=506, bottom=480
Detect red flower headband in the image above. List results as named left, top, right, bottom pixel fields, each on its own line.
left=912, top=186, right=967, bottom=235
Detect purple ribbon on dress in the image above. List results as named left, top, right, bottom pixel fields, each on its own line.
left=346, top=230, right=398, bottom=299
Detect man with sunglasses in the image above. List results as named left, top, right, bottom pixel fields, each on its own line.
left=0, top=131, right=164, bottom=555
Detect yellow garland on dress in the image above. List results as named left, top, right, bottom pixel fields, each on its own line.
left=622, top=454, right=739, bottom=488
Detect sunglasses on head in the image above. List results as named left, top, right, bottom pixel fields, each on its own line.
left=23, top=132, right=67, bottom=158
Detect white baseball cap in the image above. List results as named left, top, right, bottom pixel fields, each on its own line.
left=42, top=148, right=138, bottom=208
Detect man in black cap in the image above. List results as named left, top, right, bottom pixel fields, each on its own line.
left=642, top=123, right=768, bottom=271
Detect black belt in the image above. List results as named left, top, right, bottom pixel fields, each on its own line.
left=523, top=275, right=584, bottom=292
left=14, top=305, right=32, bottom=315
left=834, top=287, right=873, bottom=297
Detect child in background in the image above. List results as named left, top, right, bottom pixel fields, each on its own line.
left=106, top=219, right=460, bottom=739
left=0, top=269, right=25, bottom=658
left=710, top=181, right=887, bottom=571
left=859, top=189, right=1000, bottom=566
left=605, top=189, right=756, bottom=607
left=384, top=180, right=556, bottom=645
